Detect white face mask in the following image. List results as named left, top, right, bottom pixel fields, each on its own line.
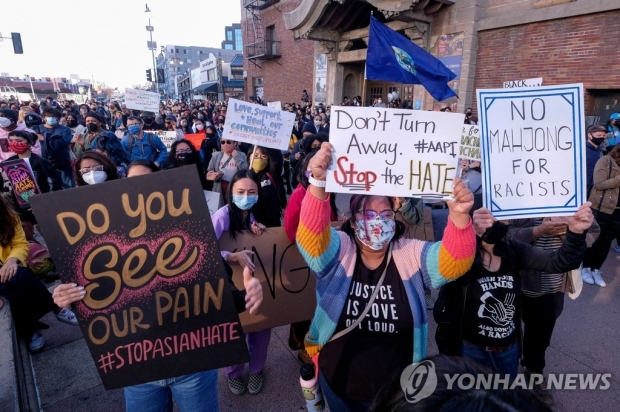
left=314, top=120, right=321, bottom=127
left=355, top=216, right=395, bottom=250
left=0, top=117, right=12, bottom=128
left=196, top=124, right=204, bottom=131
left=82, top=170, right=108, bottom=185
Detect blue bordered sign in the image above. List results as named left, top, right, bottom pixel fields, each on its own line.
left=476, top=84, right=585, bottom=219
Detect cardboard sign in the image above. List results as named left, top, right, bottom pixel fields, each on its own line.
left=125, top=88, right=160, bottom=113
left=152, top=131, right=177, bottom=150
left=477, top=84, right=586, bottom=219
left=503, top=78, right=543, bottom=89
left=1, top=159, right=40, bottom=208
left=30, top=168, right=249, bottom=390
left=267, top=101, right=281, bottom=109
left=459, top=125, right=481, bottom=161
left=184, top=134, right=204, bottom=151
left=218, top=228, right=316, bottom=333
left=325, top=107, right=465, bottom=198
left=224, top=98, right=296, bottom=151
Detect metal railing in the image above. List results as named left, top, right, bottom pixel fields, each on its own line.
left=246, top=40, right=281, bottom=59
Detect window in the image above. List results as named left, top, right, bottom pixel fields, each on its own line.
left=186, top=58, right=192, bottom=63
left=207, top=69, right=216, bottom=82
left=235, top=28, right=242, bottom=39
left=183, top=49, right=187, bottom=54
left=175, top=48, right=179, bottom=53
left=224, top=44, right=233, bottom=50
left=227, top=31, right=233, bottom=41
left=170, top=48, right=174, bottom=53
left=198, top=50, right=203, bottom=55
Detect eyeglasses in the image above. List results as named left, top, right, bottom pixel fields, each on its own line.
left=176, top=149, right=192, bottom=155
left=79, top=165, right=104, bottom=175
left=221, top=140, right=235, bottom=145
left=355, top=209, right=395, bottom=220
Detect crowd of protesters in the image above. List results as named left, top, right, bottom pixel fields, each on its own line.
left=0, top=92, right=616, bottom=412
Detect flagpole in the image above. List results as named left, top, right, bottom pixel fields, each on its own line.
left=361, top=78, right=367, bottom=107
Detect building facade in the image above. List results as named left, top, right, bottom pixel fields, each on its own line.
left=222, top=23, right=244, bottom=51
left=156, top=46, right=239, bottom=99
left=279, top=0, right=619, bottom=117
left=241, top=0, right=315, bottom=104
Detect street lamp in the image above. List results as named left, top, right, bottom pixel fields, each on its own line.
left=145, top=4, right=158, bottom=92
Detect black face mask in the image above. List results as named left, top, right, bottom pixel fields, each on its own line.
left=590, top=137, right=605, bottom=146
left=88, top=123, right=99, bottom=132
left=67, top=119, right=77, bottom=128
left=480, top=221, right=509, bottom=244
left=143, top=117, right=153, bottom=124
left=177, top=154, right=194, bottom=165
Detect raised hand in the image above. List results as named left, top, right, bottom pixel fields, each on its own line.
left=567, top=202, right=594, bottom=234
left=447, top=177, right=474, bottom=228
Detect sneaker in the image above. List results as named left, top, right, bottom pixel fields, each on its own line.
left=614, top=245, right=620, bottom=253
left=248, top=372, right=263, bottom=395
left=581, top=267, right=594, bottom=285
left=56, top=308, right=79, bottom=326
left=28, top=331, right=45, bottom=353
left=228, top=377, right=245, bottom=395
left=533, top=380, right=554, bottom=405
left=425, top=294, right=434, bottom=310
left=591, top=269, right=607, bottom=287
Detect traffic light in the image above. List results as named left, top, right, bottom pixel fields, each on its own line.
left=146, top=69, right=152, bottom=82
left=157, top=69, right=165, bottom=83
left=11, top=33, right=23, bottom=54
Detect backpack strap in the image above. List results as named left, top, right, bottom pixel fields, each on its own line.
left=127, top=133, right=134, bottom=155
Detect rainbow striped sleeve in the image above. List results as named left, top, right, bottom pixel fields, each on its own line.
left=296, top=193, right=340, bottom=277
left=422, top=218, right=476, bottom=288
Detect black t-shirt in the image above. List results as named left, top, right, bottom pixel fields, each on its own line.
left=461, top=260, right=520, bottom=347
left=319, top=250, right=414, bottom=403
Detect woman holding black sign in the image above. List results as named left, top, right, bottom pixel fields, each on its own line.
left=0, top=195, right=77, bottom=353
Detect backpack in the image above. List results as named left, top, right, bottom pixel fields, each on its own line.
left=127, top=132, right=159, bottom=162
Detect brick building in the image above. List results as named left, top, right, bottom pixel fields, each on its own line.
left=240, top=0, right=314, bottom=104
left=278, top=0, right=619, bottom=117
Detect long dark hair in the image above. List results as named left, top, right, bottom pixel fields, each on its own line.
left=226, top=169, right=263, bottom=239
left=0, top=195, right=19, bottom=247
left=340, top=194, right=406, bottom=242
left=73, top=151, right=120, bottom=186
left=163, top=139, right=202, bottom=169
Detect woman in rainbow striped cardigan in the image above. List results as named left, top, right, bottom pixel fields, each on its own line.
left=296, top=143, right=477, bottom=411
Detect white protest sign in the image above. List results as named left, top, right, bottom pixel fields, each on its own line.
left=267, top=101, right=281, bottom=109
left=459, top=125, right=481, bottom=161
left=224, top=98, right=295, bottom=151
left=477, top=83, right=586, bottom=219
left=152, top=131, right=177, bottom=150
left=203, top=190, right=223, bottom=216
left=124, top=88, right=160, bottom=112
left=503, top=78, right=543, bottom=89
left=325, top=107, right=465, bottom=198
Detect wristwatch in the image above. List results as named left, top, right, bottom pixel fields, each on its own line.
left=309, top=174, right=326, bottom=187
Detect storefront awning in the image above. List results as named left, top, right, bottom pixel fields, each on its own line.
left=193, top=81, right=218, bottom=93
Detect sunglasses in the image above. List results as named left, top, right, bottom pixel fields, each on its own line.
left=221, top=140, right=235, bottom=145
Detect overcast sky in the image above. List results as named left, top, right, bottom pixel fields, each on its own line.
left=0, top=0, right=241, bottom=89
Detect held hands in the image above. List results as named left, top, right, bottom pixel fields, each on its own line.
left=0, top=259, right=18, bottom=283
left=228, top=250, right=255, bottom=271
left=308, top=142, right=333, bottom=181
left=567, top=202, right=593, bottom=234
left=447, top=177, right=474, bottom=228
left=243, top=267, right=263, bottom=315
left=52, top=283, right=85, bottom=309
left=536, top=218, right=568, bottom=237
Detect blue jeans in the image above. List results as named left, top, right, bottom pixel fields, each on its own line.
left=124, top=370, right=218, bottom=412
left=318, top=371, right=370, bottom=412
left=462, top=341, right=519, bottom=379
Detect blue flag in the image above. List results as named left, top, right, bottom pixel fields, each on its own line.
left=366, top=16, right=458, bottom=101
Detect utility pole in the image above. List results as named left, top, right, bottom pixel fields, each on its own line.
left=24, top=74, right=36, bottom=101
left=145, top=4, right=158, bottom=92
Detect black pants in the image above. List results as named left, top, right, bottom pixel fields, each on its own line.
left=583, top=208, right=620, bottom=270
left=0, top=267, right=57, bottom=340
left=521, top=292, right=565, bottom=374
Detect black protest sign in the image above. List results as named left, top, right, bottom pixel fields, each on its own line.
left=219, top=228, right=316, bottom=333
left=30, top=167, right=249, bottom=390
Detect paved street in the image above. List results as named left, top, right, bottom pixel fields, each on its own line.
left=23, top=239, right=619, bottom=412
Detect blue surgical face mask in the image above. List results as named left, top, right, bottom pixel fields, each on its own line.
left=232, top=194, right=258, bottom=210
left=128, top=124, right=142, bottom=135
left=46, top=117, right=58, bottom=126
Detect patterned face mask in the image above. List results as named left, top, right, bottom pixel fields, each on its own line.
left=355, top=216, right=395, bottom=250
